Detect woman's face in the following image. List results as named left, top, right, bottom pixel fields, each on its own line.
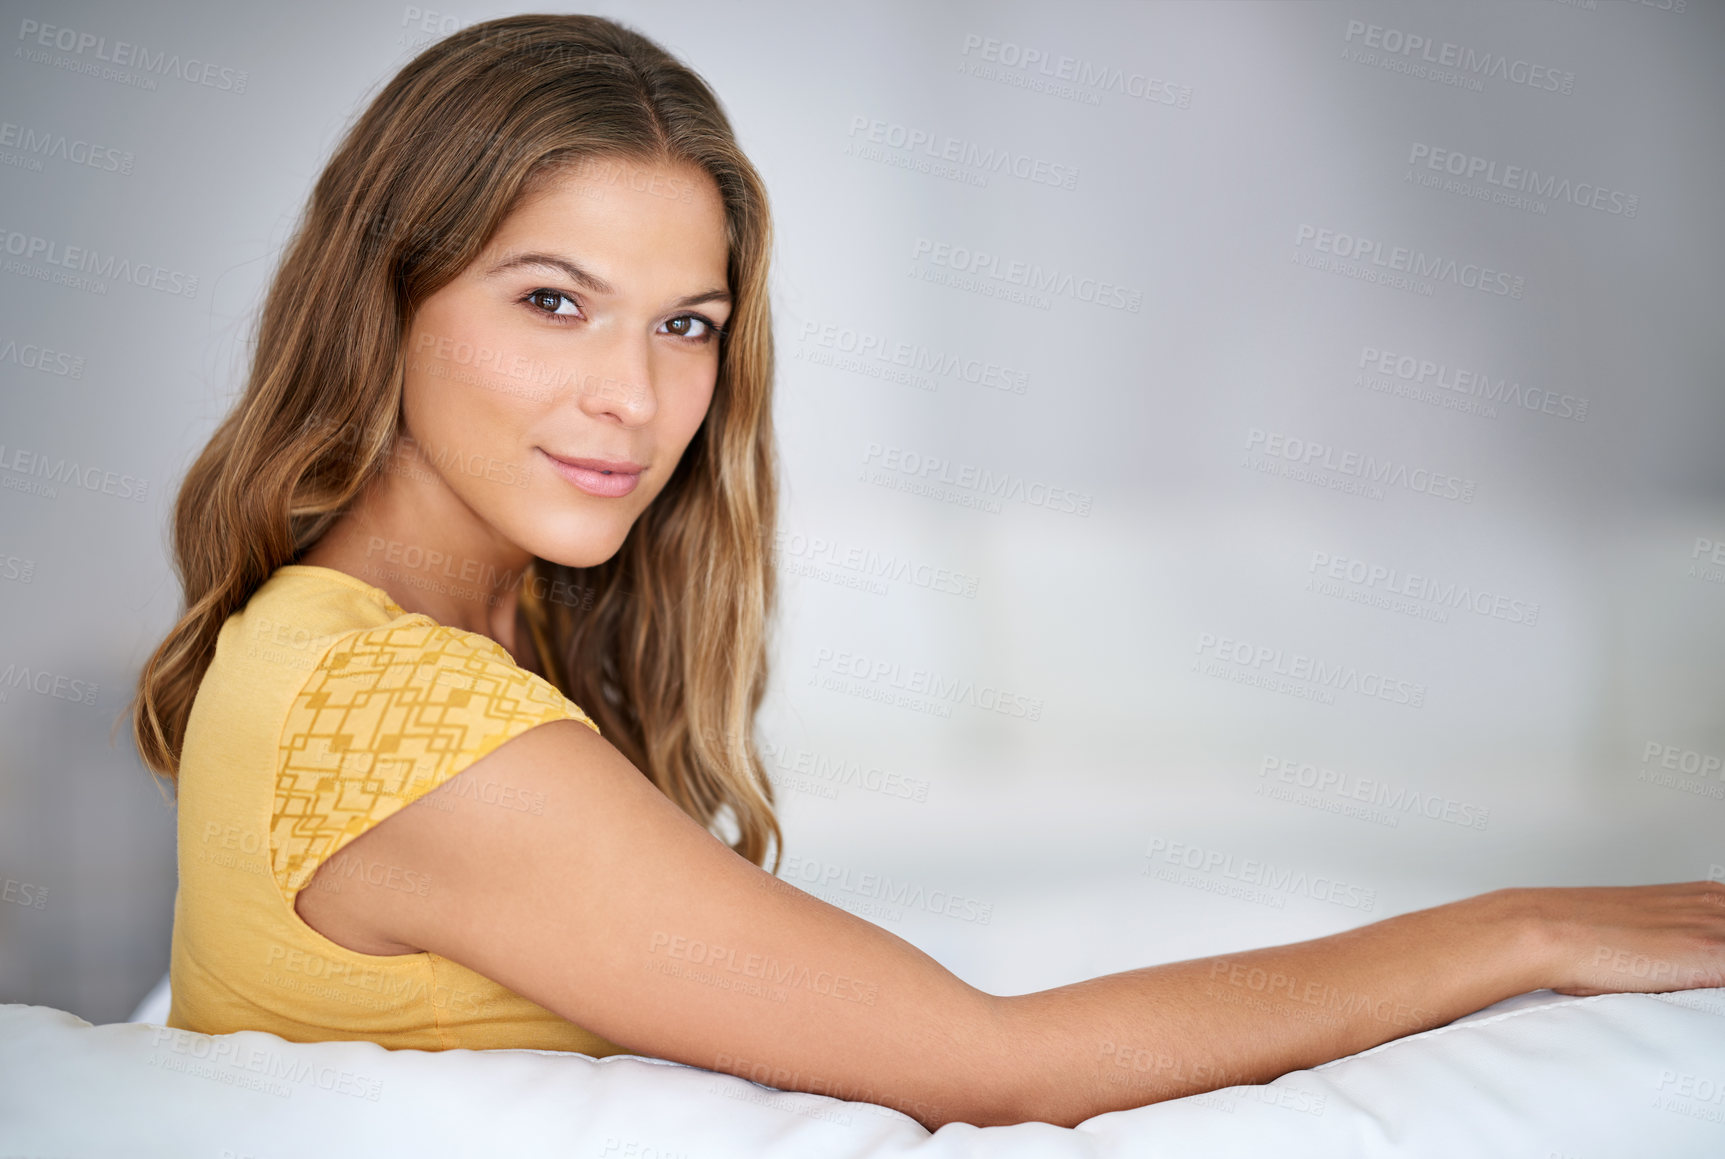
left=399, top=156, right=732, bottom=569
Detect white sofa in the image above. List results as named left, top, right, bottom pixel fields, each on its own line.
left=2, top=979, right=1723, bottom=1157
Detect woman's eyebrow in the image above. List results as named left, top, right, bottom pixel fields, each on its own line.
left=484, top=251, right=730, bottom=308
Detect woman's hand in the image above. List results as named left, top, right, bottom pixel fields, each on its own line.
left=1513, top=880, right=1725, bottom=997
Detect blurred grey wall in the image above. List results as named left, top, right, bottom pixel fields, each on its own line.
left=1, top=0, right=1721, bottom=1022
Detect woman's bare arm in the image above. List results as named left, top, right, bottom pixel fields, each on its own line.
left=297, top=719, right=1725, bottom=1130
left=982, top=880, right=1725, bottom=1124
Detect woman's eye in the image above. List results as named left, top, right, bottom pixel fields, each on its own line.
left=523, top=292, right=719, bottom=343
left=526, top=289, right=579, bottom=318
left=663, top=315, right=720, bottom=343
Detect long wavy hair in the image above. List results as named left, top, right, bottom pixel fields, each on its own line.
left=125, top=13, right=783, bottom=872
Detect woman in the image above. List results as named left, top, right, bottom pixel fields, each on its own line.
left=128, top=13, right=1724, bottom=1132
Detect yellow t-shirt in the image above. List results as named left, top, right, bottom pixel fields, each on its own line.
left=166, top=563, right=627, bottom=1056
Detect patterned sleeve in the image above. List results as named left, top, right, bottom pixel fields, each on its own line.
left=270, top=620, right=600, bottom=898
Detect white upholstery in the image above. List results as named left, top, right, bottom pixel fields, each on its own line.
left=4, top=986, right=1724, bottom=1157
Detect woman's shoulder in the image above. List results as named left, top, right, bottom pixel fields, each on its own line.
left=209, top=564, right=415, bottom=686
left=208, top=562, right=529, bottom=702
left=247, top=564, right=599, bottom=733
left=232, top=565, right=586, bottom=717
left=245, top=563, right=410, bottom=631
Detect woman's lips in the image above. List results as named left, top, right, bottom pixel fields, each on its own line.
left=540, top=449, right=642, bottom=498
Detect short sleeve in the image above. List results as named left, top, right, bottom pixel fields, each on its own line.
left=270, top=620, right=600, bottom=897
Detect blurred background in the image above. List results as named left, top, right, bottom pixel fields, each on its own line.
left=1, top=0, right=1721, bottom=1024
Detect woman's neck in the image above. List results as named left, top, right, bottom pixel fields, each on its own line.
left=296, top=472, right=537, bottom=665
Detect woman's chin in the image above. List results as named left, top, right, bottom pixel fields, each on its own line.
left=530, top=532, right=629, bottom=572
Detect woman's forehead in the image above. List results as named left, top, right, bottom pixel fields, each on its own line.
left=484, top=162, right=729, bottom=289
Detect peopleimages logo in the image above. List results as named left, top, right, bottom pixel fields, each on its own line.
left=957, top=33, right=1193, bottom=109
left=1693, top=537, right=1725, bottom=585
left=773, top=530, right=981, bottom=599
left=0, top=661, right=98, bottom=706
left=1143, top=837, right=1377, bottom=912
left=0, top=226, right=199, bottom=298
left=0, top=119, right=134, bottom=173
left=1308, top=550, right=1540, bottom=627
left=1258, top=756, right=1491, bottom=831
left=760, top=738, right=931, bottom=803
left=911, top=236, right=1144, bottom=312
left=862, top=441, right=1093, bottom=517
left=811, top=646, right=1045, bottom=721
left=797, top=319, right=1029, bottom=395
left=1407, top=143, right=1636, bottom=218
left=1294, top=224, right=1524, bottom=299
left=16, top=19, right=250, bottom=92
left=0, top=336, right=84, bottom=378
left=1195, top=630, right=1427, bottom=708
left=1341, top=20, right=1576, bottom=94
left=846, top=114, right=1080, bottom=191
left=1356, top=344, right=1588, bottom=422
left=1245, top=428, right=1476, bottom=504
left=779, top=854, right=994, bottom=924
left=0, top=441, right=149, bottom=502
left=148, top=1027, right=381, bottom=1102
left=1634, top=740, right=1725, bottom=803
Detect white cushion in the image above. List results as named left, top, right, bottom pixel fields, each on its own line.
left=4, top=988, right=1724, bottom=1157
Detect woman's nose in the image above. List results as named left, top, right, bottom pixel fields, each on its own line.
left=574, top=339, right=657, bottom=425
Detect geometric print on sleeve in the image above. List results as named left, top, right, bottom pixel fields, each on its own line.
left=271, top=619, right=600, bottom=897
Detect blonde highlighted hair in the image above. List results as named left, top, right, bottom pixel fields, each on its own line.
left=126, top=13, right=782, bottom=871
